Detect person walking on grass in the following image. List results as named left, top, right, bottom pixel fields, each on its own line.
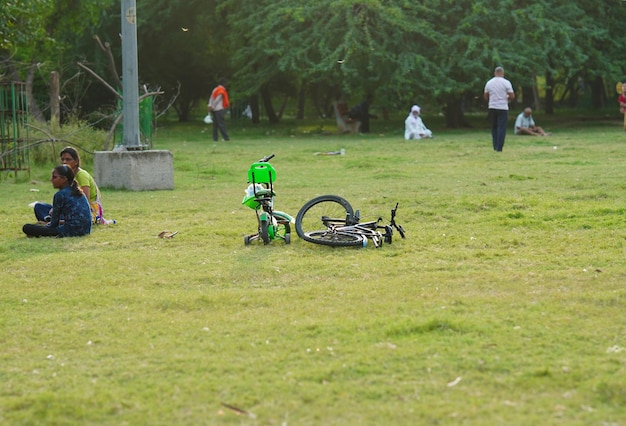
left=208, top=78, right=230, bottom=142
left=484, top=66, right=515, bottom=152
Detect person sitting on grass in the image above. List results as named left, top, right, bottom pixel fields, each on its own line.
left=23, top=165, right=92, bottom=238
left=404, top=105, right=433, bottom=140
left=33, top=146, right=105, bottom=224
left=514, top=107, right=551, bottom=136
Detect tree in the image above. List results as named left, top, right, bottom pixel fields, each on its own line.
left=135, top=0, right=231, bottom=122
left=7, top=0, right=626, bottom=129
left=0, top=0, right=52, bottom=53
left=571, top=0, right=626, bottom=109
left=1, top=0, right=115, bottom=122
left=221, top=0, right=442, bottom=123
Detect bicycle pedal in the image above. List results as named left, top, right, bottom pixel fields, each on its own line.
left=352, top=210, right=361, bottom=224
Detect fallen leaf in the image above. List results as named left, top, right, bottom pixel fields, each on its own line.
left=447, top=376, right=462, bottom=387
left=157, top=231, right=178, bottom=239
left=221, top=403, right=256, bottom=419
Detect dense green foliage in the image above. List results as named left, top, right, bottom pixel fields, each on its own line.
left=1, top=118, right=625, bottom=424
left=2, top=1, right=626, bottom=125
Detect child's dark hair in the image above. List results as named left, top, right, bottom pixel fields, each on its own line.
left=55, top=165, right=83, bottom=197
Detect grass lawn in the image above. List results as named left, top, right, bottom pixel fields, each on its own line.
left=1, top=114, right=625, bottom=425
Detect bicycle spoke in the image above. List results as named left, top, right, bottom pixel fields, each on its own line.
left=304, top=230, right=365, bottom=247
left=296, top=195, right=354, bottom=241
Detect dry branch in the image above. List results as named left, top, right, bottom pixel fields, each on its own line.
left=77, top=62, right=122, bottom=100
left=93, top=35, right=122, bottom=89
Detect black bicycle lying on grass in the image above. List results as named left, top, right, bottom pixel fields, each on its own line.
left=295, top=195, right=405, bottom=247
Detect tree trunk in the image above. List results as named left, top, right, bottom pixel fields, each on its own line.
left=277, top=96, right=289, bottom=121
left=521, top=86, right=536, bottom=109
left=532, top=83, right=541, bottom=111
left=177, top=98, right=192, bottom=122
left=296, top=84, right=305, bottom=120
left=26, top=62, right=45, bottom=122
left=260, top=85, right=279, bottom=124
left=590, top=76, right=606, bottom=109
left=249, top=94, right=260, bottom=124
left=545, top=69, right=554, bottom=115
left=50, top=71, right=60, bottom=128
left=443, top=95, right=470, bottom=128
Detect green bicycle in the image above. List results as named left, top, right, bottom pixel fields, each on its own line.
left=242, top=154, right=294, bottom=245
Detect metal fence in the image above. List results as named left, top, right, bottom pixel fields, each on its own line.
left=0, top=82, right=30, bottom=178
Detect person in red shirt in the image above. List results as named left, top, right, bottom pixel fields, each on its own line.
left=208, top=78, right=230, bottom=141
left=618, top=84, right=626, bottom=131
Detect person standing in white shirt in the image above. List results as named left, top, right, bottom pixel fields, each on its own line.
left=484, top=67, right=515, bottom=151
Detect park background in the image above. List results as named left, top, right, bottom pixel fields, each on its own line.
left=2, top=1, right=626, bottom=130
left=2, top=1, right=626, bottom=425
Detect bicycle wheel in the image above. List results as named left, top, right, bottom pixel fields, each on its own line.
left=296, top=195, right=354, bottom=241
left=304, top=230, right=366, bottom=247
left=273, top=214, right=291, bottom=243
left=260, top=219, right=270, bottom=245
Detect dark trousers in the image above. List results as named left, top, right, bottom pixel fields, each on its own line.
left=489, top=109, right=509, bottom=151
left=212, top=110, right=229, bottom=141
left=23, top=223, right=59, bottom=237
left=34, top=202, right=53, bottom=221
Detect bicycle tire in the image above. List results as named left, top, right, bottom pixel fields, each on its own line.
left=272, top=213, right=292, bottom=237
left=296, top=195, right=354, bottom=242
left=260, top=219, right=270, bottom=245
left=273, top=215, right=291, bottom=243
left=304, top=230, right=366, bottom=247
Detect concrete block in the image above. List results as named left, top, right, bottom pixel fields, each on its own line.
left=94, top=150, right=174, bottom=191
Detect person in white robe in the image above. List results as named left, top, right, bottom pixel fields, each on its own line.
left=404, top=105, right=433, bottom=140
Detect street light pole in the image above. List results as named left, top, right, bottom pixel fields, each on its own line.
left=94, top=0, right=173, bottom=191
left=121, top=0, right=141, bottom=149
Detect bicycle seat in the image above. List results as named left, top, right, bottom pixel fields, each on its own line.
left=248, top=162, right=276, bottom=185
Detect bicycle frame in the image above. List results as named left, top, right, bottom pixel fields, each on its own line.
left=322, top=218, right=387, bottom=247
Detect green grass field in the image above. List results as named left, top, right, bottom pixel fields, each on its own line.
left=1, top=115, right=625, bottom=425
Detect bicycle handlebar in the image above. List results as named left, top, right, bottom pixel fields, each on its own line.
left=389, top=203, right=405, bottom=238
left=391, top=203, right=399, bottom=217
left=258, top=153, right=275, bottom=163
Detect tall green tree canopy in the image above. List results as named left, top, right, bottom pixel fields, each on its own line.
left=223, top=1, right=440, bottom=104
left=1, top=0, right=115, bottom=120
left=136, top=0, right=231, bottom=122
left=4, top=0, right=626, bottom=125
